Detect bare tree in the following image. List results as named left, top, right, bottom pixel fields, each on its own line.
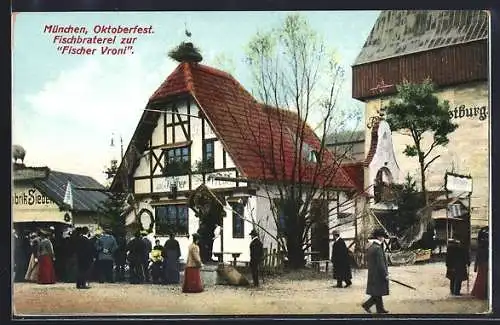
left=229, top=14, right=362, bottom=269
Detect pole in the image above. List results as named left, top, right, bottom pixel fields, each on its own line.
left=466, top=194, right=471, bottom=294
left=220, top=219, right=224, bottom=263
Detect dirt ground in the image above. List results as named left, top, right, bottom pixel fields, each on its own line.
left=13, top=262, right=489, bottom=316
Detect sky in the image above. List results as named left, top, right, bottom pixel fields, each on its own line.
left=12, top=11, right=380, bottom=185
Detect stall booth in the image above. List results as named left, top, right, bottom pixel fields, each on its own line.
left=436, top=173, right=473, bottom=254
left=13, top=164, right=108, bottom=282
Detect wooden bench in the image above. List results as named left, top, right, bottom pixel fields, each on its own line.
left=310, top=260, right=330, bottom=273
left=213, top=252, right=242, bottom=266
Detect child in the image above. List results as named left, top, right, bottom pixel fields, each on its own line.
left=150, top=239, right=164, bottom=284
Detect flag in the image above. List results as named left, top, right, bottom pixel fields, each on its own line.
left=63, top=180, right=73, bottom=210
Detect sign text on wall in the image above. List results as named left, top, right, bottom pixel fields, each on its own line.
left=448, top=105, right=488, bottom=121
left=14, top=189, right=54, bottom=206
left=154, top=176, right=188, bottom=193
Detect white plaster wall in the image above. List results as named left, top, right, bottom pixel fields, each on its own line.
left=151, top=113, right=164, bottom=147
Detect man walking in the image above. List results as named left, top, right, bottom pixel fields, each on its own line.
left=75, top=227, right=94, bottom=289
left=362, top=228, right=390, bottom=314
left=249, top=229, right=264, bottom=287
left=331, top=230, right=352, bottom=288
left=95, top=227, right=118, bottom=283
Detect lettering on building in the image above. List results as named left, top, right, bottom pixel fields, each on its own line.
left=448, top=105, right=488, bottom=121
left=155, top=177, right=188, bottom=192
left=14, top=189, right=53, bottom=206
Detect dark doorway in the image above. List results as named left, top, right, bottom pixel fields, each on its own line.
left=310, top=200, right=329, bottom=260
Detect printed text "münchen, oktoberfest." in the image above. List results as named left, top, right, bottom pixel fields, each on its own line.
left=44, top=24, right=154, bottom=34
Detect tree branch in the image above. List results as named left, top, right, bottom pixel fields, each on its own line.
left=423, top=155, right=441, bottom=171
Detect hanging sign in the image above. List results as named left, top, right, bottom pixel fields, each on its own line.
left=445, top=172, right=473, bottom=194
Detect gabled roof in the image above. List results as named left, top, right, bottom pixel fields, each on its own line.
left=112, top=62, right=357, bottom=192
left=354, top=10, right=489, bottom=66
left=14, top=166, right=109, bottom=212
left=341, top=162, right=365, bottom=193
left=325, top=130, right=365, bottom=145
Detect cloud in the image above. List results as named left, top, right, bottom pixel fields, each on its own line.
left=17, top=53, right=178, bottom=184
left=26, top=54, right=175, bottom=134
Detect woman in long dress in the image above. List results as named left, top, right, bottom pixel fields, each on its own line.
left=24, top=232, right=40, bottom=282
left=163, top=234, right=181, bottom=284
left=471, top=227, right=488, bottom=299
left=182, top=233, right=203, bottom=293
left=37, top=229, right=56, bottom=284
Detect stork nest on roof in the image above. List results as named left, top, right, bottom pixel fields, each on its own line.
left=168, top=42, right=203, bottom=63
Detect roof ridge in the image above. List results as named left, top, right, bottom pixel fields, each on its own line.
left=183, top=62, right=195, bottom=93
left=196, top=63, right=235, bottom=80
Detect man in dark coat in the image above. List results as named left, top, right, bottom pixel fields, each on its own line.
left=141, top=231, right=153, bottom=283
left=163, top=233, right=182, bottom=284
left=127, top=231, right=147, bottom=284
left=446, top=238, right=469, bottom=295
left=75, top=227, right=95, bottom=289
left=114, top=236, right=127, bottom=282
left=362, top=228, right=390, bottom=314
left=331, top=230, right=352, bottom=288
left=249, top=229, right=264, bottom=287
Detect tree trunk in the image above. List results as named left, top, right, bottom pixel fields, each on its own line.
left=287, top=237, right=306, bottom=269
left=419, top=159, right=428, bottom=205
left=284, top=204, right=306, bottom=269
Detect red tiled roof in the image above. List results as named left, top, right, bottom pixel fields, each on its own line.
left=116, top=62, right=357, bottom=191
left=341, top=162, right=365, bottom=193
left=364, top=120, right=380, bottom=167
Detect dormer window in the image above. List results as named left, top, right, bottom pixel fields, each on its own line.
left=302, top=143, right=319, bottom=163
left=308, top=150, right=319, bottom=163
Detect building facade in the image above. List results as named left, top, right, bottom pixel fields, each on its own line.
left=352, top=10, right=489, bottom=230
left=111, top=43, right=360, bottom=263
left=13, top=163, right=109, bottom=234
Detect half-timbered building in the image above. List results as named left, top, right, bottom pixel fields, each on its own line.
left=111, top=42, right=360, bottom=263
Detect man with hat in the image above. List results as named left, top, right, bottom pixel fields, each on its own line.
left=126, top=230, right=147, bottom=284
left=445, top=238, right=469, bottom=296
left=249, top=229, right=264, bottom=287
left=362, top=228, right=390, bottom=314
left=75, top=227, right=94, bottom=289
left=94, top=227, right=118, bottom=283
left=331, top=230, right=352, bottom=288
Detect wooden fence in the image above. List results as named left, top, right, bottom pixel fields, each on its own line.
left=261, top=244, right=285, bottom=274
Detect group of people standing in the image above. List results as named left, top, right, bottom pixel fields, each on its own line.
left=15, top=225, right=185, bottom=288
left=445, top=226, right=489, bottom=299
left=125, top=231, right=182, bottom=285
left=23, top=228, right=57, bottom=285
left=330, top=226, right=489, bottom=315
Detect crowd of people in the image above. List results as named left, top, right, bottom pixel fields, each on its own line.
left=13, top=223, right=489, bottom=311
left=13, top=226, right=186, bottom=288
